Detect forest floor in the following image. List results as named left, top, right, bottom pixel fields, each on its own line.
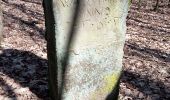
left=0, top=0, right=169, bottom=100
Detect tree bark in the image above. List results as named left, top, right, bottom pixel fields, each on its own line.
left=43, top=0, right=129, bottom=99
left=138, top=0, right=142, bottom=9
left=154, top=0, right=159, bottom=11
left=0, top=0, right=3, bottom=47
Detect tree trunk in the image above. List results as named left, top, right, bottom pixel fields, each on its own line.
left=43, top=0, right=129, bottom=99
left=154, top=0, right=159, bottom=11
left=138, top=0, right=142, bottom=9
left=0, top=0, right=3, bottom=47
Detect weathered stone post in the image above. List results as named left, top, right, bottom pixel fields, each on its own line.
left=43, top=0, right=129, bottom=99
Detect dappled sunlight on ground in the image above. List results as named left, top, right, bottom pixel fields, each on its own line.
left=120, top=0, right=170, bottom=99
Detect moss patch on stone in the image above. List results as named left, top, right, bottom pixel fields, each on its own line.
left=90, top=72, right=121, bottom=99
